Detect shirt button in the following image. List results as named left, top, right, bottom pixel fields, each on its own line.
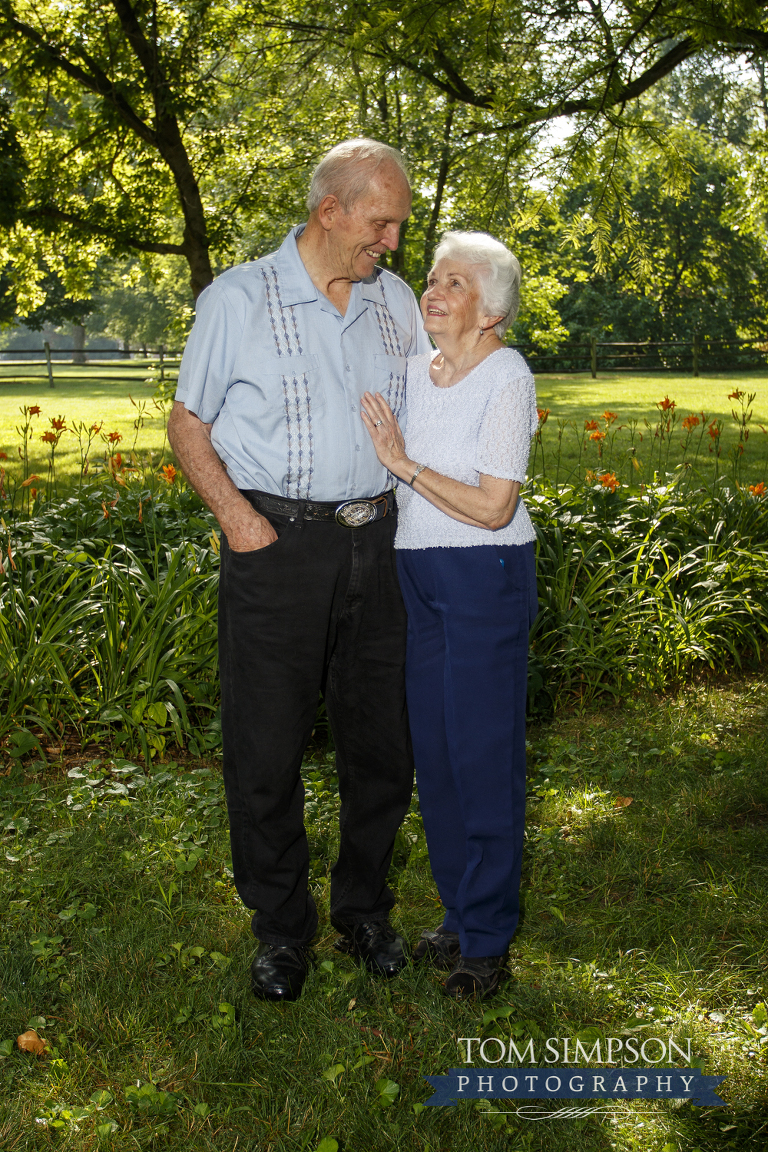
left=345, top=364, right=351, bottom=371
left=351, top=404, right=356, bottom=411
left=355, top=445, right=361, bottom=451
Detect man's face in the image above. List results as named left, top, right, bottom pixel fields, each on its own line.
left=326, top=163, right=412, bottom=281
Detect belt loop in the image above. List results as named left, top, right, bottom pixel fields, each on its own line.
left=296, top=499, right=307, bottom=528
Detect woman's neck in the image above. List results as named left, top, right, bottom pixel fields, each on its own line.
left=430, top=331, right=504, bottom=388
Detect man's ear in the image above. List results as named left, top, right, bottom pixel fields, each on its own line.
left=316, top=194, right=341, bottom=232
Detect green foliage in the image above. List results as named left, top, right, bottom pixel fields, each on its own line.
left=551, top=130, right=768, bottom=344
left=2, top=0, right=768, bottom=322
left=0, top=483, right=219, bottom=754
left=528, top=479, right=768, bottom=711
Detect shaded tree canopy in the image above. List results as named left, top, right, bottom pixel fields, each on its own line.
left=0, top=0, right=767, bottom=326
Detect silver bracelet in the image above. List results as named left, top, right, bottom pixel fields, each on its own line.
left=410, top=463, right=427, bottom=486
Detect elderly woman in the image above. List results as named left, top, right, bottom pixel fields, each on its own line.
left=361, top=230, right=538, bottom=999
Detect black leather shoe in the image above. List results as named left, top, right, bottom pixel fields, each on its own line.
left=444, top=954, right=506, bottom=1000
left=331, top=918, right=409, bottom=977
left=413, top=925, right=461, bottom=970
left=250, top=942, right=313, bottom=1001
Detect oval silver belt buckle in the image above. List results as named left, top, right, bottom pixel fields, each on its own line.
left=335, top=499, right=377, bottom=528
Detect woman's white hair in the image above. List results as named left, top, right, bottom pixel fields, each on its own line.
left=432, top=231, right=522, bottom=338
left=307, top=138, right=410, bottom=213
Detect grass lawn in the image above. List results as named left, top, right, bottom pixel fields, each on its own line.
left=2, top=676, right=767, bottom=1150
left=2, top=366, right=767, bottom=492
left=0, top=364, right=176, bottom=490
left=533, top=369, right=768, bottom=488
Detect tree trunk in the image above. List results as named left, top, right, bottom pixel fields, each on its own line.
left=72, top=321, right=86, bottom=364
left=422, top=100, right=456, bottom=276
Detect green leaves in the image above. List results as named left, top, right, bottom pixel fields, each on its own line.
left=125, top=1083, right=179, bottom=1117
left=373, top=1078, right=400, bottom=1107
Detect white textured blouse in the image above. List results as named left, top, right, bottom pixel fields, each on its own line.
left=395, top=347, right=538, bottom=550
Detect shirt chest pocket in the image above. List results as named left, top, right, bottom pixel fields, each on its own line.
left=374, top=354, right=407, bottom=417
left=257, top=353, right=325, bottom=420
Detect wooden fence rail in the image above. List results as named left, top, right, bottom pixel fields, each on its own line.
left=509, top=336, right=768, bottom=377
left=2, top=338, right=767, bottom=385
left=0, top=347, right=182, bottom=387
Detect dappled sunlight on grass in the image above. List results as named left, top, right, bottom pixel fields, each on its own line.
left=1, top=677, right=767, bottom=1149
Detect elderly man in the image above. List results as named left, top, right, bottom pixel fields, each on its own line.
left=168, top=139, right=430, bottom=1001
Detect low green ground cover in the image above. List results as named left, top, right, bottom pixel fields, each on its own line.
left=1, top=676, right=767, bottom=1150
left=2, top=477, right=767, bottom=750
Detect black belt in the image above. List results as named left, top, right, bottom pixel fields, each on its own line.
left=243, top=488, right=394, bottom=528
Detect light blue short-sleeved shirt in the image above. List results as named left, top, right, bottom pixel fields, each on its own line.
left=175, top=225, right=431, bottom=501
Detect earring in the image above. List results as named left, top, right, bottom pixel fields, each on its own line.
left=479, top=326, right=485, bottom=335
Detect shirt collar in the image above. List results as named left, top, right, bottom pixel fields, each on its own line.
left=271, top=225, right=387, bottom=309
left=269, top=225, right=319, bottom=306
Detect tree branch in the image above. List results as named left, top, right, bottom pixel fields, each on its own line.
left=464, top=36, right=699, bottom=135
left=2, top=13, right=157, bottom=145
left=23, top=205, right=185, bottom=255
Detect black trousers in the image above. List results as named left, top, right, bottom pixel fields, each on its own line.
left=218, top=499, right=414, bottom=947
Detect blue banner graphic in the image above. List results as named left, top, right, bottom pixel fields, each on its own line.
left=423, top=1067, right=726, bottom=1107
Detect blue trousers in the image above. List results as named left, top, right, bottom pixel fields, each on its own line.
left=397, top=543, right=537, bottom=957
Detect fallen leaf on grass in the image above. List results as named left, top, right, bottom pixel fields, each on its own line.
left=614, top=796, right=633, bottom=808
left=17, top=1030, right=48, bottom=1055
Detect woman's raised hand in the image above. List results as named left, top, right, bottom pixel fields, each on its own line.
left=361, top=391, right=411, bottom=477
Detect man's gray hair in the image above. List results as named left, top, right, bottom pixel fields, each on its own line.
left=307, top=138, right=410, bottom=213
left=432, top=231, right=522, bottom=338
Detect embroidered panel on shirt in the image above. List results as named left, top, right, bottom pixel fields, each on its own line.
left=263, top=263, right=313, bottom=497
left=281, top=371, right=314, bottom=499
left=261, top=265, right=303, bottom=356
left=374, top=279, right=406, bottom=419
left=385, top=368, right=406, bottom=418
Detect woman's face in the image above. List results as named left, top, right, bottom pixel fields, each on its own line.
left=420, top=259, right=486, bottom=342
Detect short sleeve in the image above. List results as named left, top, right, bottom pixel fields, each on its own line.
left=174, top=281, right=246, bottom=424
left=475, top=368, right=538, bottom=482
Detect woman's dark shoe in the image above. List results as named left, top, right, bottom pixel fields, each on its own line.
left=331, top=918, right=409, bottom=977
left=444, top=954, right=506, bottom=1000
left=413, top=925, right=461, bottom=970
left=250, top=942, right=314, bottom=1001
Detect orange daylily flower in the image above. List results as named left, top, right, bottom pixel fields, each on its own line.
left=589, top=430, right=606, bottom=442
left=161, top=464, right=178, bottom=483
left=584, top=419, right=599, bottom=431
left=682, top=414, right=700, bottom=432
left=657, top=396, right=676, bottom=412
left=749, top=482, right=766, bottom=497
left=599, top=472, right=620, bottom=492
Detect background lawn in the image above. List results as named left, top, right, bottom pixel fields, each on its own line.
left=0, top=362, right=177, bottom=490
left=1, top=365, right=767, bottom=492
